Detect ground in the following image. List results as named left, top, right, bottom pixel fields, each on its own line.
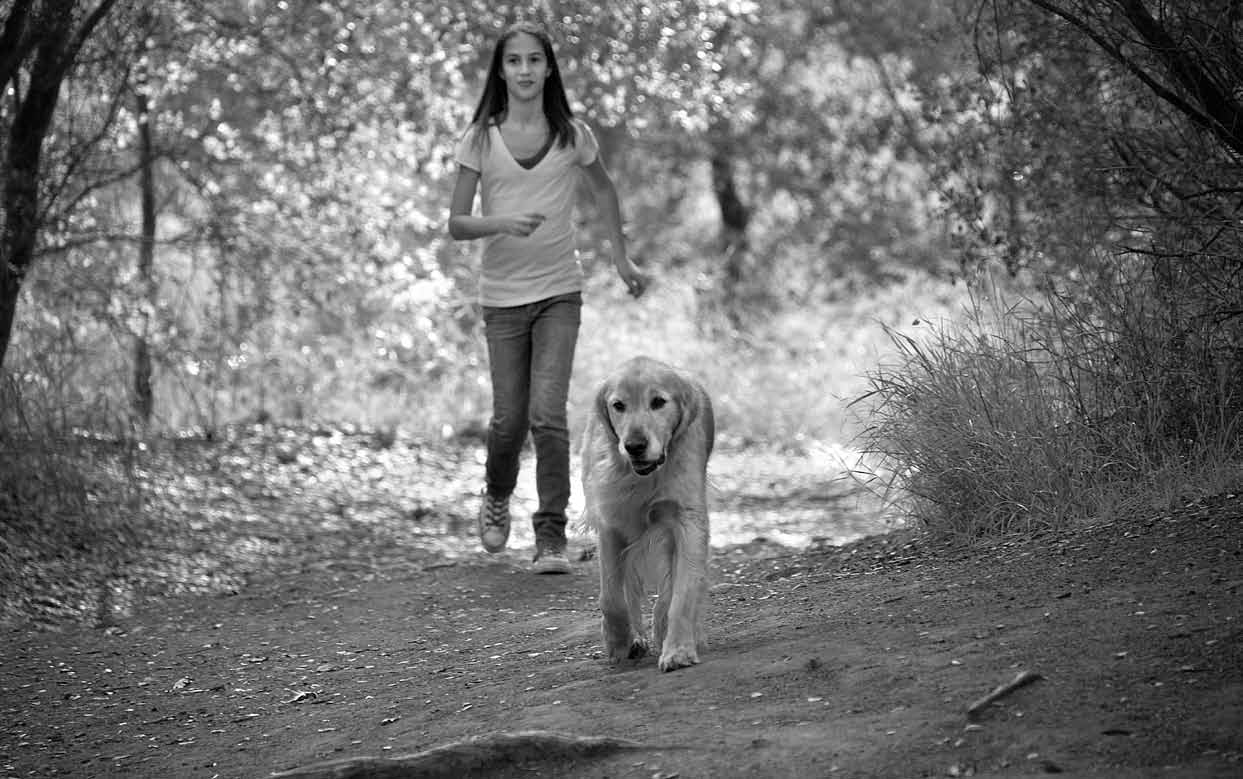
left=1, top=430, right=1241, bottom=778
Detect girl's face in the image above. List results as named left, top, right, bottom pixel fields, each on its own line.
left=500, top=32, right=549, bottom=104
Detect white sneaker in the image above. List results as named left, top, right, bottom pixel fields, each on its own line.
left=477, top=492, right=511, bottom=553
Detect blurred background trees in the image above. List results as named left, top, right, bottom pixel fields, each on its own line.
left=2, top=0, right=1240, bottom=531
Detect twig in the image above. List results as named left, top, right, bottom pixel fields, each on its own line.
left=966, top=670, right=1043, bottom=720
left=421, top=561, right=458, bottom=571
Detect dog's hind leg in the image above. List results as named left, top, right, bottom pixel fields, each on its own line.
left=692, top=576, right=708, bottom=652
left=598, top=527, right=649, bottom=663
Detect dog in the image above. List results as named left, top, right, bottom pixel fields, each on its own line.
left=580, top=356, right=714, bottom=672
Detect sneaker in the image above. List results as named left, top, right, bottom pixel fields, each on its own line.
left=477, top=491, right=511, bottom=553
left=532, top=541, right=571, bottom=575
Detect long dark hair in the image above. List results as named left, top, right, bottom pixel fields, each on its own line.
left=468, top=21, right=576, bottom=150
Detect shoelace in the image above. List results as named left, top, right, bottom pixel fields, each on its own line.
left=482, top=498, right=508, bottom=527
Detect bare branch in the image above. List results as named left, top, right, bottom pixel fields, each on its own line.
left=1114, top=0, right=1243, bottom=158
left=1023, top=0, right=1243, bottom=159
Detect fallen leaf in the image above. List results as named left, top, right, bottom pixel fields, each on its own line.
left=284, top=690, right=318, bottom=704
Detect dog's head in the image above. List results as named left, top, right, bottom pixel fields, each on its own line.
left=595, top=357, right=702, bottom=477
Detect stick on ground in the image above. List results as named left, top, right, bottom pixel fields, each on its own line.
left=966, top=670, right=1044, bottom=720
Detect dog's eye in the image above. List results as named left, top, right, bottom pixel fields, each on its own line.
left=650, top=396, right=667, bottom=410
left=611, top=400, right=626, bottom=413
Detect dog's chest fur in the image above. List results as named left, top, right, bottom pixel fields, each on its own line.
left=583, top=440, right=689, bottom=538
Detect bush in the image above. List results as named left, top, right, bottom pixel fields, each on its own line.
left=855, top=261, right=1243, bottom=540
left=0, top=374, right=143, bottom=622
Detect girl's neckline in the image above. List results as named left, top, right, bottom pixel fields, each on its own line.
left=493, top=123, right=555, bottom=170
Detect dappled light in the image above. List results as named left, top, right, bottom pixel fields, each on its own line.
left=0, top=425, right=891, bottom=629
left=2, top=1, right=1241, bottom=776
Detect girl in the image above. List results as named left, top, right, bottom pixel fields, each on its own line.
left=448, top=21, right=648, bottom=574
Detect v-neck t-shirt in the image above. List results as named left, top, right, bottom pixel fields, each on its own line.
left=454, top=119, right=599, bottom=307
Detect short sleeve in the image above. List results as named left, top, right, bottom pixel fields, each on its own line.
left=573, top=120, right=599, bottom=167
left=454, top=125, right=483, bottom=172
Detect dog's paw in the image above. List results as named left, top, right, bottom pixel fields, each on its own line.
left=657, top=644, right=699, bottom=672
left=606, top=637, right=650, bottom=664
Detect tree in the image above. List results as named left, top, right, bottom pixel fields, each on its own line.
left=936, top=0, right=1243, bottom=450
left=1028, top=0, right=1243, bottom=157
left=937, top=0, right=1242, bottom=277
left=1, top=0, right=123, bottom=368
left=5, top=0, right=969, bottom=430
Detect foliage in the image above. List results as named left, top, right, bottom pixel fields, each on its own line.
left=857, top=268, right=1243, bottom=539
left=933, top=0, right=1242, bottom=278
left=5, top=0, right=1242, bottom=545
left=6, top=0, right=795, bottom=433
left=848, top=0, right=1243, bottom=536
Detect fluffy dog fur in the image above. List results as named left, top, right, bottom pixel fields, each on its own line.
left=580, top=356, right=714, bottom=672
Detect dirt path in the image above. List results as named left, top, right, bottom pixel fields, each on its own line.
left=3, top=483, right=1241, bottom=778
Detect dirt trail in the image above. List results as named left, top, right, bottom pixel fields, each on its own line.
left=3, top=487, right=1241, bottom=778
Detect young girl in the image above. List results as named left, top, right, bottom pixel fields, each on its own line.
left=448, top=21, right=648, bottom=574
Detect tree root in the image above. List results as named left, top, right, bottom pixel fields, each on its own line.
left=966, top=670, right=1044, bottom=720
left=270, top=730, right=679, bottom=779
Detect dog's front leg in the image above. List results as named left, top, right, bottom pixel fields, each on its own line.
left=651, top=528, right=676, bottom=653
left=658, top=509, right=709, bottom=672
left=598, top=527, right=649, bottom=663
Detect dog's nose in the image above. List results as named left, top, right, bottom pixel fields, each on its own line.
left=624, top=439, right=647, bottom=458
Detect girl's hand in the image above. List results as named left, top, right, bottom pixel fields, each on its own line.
left=618, top=264, right=651, bottom=299
left=499, top=212, right=546, bottom=237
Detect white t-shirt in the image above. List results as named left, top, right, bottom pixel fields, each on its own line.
left=454, top=118, right=599, bottom=307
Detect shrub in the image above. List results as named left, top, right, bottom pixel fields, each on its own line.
left=0, top=373, right=142, bottom=623
left=855, top=261, right=1243, bottom=540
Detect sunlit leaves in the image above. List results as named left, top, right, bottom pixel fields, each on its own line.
left=9, top=0, right=976, bottom=428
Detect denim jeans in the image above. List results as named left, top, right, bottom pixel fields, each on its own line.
left=482, top=291, right=581, bottom=547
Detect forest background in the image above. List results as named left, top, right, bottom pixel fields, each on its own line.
left=2, top=0, right=1242, bottom=548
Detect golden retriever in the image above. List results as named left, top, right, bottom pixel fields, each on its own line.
left=580, top=356, right=714, bottom=672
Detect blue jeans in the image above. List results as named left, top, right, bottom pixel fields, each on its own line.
left=482, top=292, right=581, bottom=547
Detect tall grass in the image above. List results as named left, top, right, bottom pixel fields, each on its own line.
left=0, top=374, right=144, bottom=622
left=0, top=374, right=142, bottom=524
left=855, top=264, right=1243, bottom=539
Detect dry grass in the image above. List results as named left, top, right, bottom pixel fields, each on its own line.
left=854, top=269, right=1243, bottom=539
left=0, top=375, right=143, bottom=569
left=0, top=426, right=143, bottom=626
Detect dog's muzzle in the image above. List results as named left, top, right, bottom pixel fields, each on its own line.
left=630, top=453, right=666, bottom=476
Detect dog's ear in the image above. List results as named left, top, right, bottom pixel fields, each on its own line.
left=670, top=372, right=701, bottom=443
left=595, top=378, right=619, bottom=443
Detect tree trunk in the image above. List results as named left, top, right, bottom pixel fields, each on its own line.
left=0, top=0, right=121, bottom=370
left=711, top=150, right=750, bottom=252
left=710, top=143, right=751, bottom=329
left=0, top=4, right=73, bottom=369
left=133, top=85, right=156, bottom=425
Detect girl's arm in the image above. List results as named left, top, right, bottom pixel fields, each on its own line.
left=582, top=158, right=650, bottom=298
left=448, top=166, right=545, bottom=240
